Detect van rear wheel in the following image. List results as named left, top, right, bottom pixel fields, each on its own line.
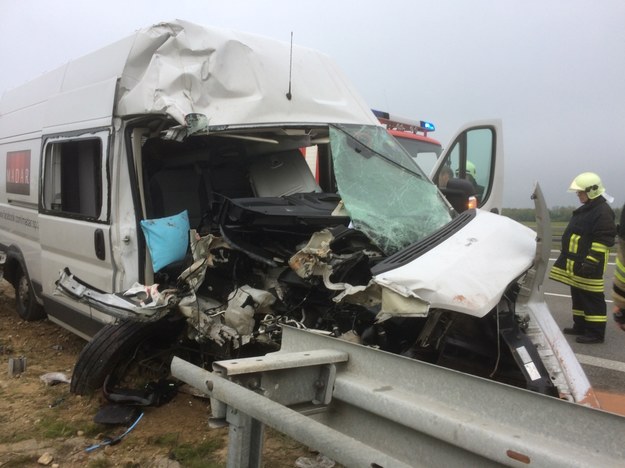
left=70, top=317, right=186, bottom=396
left=15, top=268, right=46, bottom=321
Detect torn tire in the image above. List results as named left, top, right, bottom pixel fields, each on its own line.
left=70, top=317, right=185, bottom=396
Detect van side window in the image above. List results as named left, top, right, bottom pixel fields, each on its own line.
left=42, top=138, right=103, bottom=218
left=434, top=127, right=494, bottom=207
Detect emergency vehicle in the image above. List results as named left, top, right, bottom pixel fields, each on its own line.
left=372, top=109, right=442, bottom=174
left=374, top=109, right=500, bottom=213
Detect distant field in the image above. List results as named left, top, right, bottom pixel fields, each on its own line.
left=518, top=221, right=565, bottom=250
left=518, top=220, right=616, bottom=252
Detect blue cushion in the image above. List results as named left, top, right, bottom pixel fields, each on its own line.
left=140, top=210, right=190, bottom=272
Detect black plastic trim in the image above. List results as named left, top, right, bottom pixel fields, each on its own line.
left=43, top=297, right=104, bottom=338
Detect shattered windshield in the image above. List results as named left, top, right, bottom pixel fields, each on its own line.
left=330, top=124, right=452, bottom=255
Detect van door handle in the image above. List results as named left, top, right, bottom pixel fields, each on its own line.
left=94, top=229, right=106, bottom=261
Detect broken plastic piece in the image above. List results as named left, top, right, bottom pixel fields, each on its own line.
left=40, top=372, right=71, bottom=386
left=295, top=454, right=336, bottom=468
left=225, top=286, right=276, bottom=336
left=94, top=404, right=141, bottom=425
left=103, top=376, right=179, bottom=407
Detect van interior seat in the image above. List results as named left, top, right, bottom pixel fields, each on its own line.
left=148, top=166, right=208, bottom=229
left=248, top=149, right=321, bottom=197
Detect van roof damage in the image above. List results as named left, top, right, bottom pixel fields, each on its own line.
left=1, top=20, right=379, bottom=132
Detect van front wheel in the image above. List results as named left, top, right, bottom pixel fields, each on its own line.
left=70, top=318, right=186, bottom=396
left=15, top=268, right=46, bottom=321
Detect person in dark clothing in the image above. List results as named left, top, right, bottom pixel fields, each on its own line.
left=549, top=172, right=616, bottom=344
left=611, top=205, right=625, bottom=332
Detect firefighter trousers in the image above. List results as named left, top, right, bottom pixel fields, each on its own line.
left=571, top=287, right=607, bottom=338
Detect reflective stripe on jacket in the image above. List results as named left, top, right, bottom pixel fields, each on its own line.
left=612, top=208, right=625, bottom=308
left=549, top=196, right=616, bottom=292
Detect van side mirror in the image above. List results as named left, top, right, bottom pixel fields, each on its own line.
left=440, top=178, right=476, bottom=213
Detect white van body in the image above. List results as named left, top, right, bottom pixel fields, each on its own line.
left=0, top=20, right=377, bottom=336
left=0, top=20, right=595, bottom=405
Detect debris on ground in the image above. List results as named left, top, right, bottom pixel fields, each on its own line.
left=295, top=453, right=336, bottom=468
left=39, top=372, right=71, bottom=386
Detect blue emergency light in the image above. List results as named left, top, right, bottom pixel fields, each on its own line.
left=420, top=121, right=436, bottom=132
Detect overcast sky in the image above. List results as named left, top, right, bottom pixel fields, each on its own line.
left=1, top=0, right=624, bottom=209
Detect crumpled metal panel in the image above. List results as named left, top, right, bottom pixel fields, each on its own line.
left=115, top=20, right=379, bottom=127
left=55, top=268, right=177, bottom=321
left=374, top=210, right=536, bottom=317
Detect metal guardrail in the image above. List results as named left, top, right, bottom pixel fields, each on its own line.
left=171, top=326, right=625, bottom=468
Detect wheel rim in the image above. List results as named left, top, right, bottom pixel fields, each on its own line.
left=17, top=275, right=30, bottom=310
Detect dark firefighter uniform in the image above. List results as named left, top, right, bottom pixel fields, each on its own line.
left=549, top=196, right=616, bottom=341
left=612, top=206, right=625, bottom=331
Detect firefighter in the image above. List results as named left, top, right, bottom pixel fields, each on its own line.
left=612, top=204, right=625, bottom=332
left=549, top=172, right=616, bottom=344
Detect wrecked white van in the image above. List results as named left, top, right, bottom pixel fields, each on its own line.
left=0, top=20, right=595, bottom=405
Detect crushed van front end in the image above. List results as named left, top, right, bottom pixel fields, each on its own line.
left=56, top=120, right=584, bottom=402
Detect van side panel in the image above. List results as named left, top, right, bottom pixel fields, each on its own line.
left=43, top=78, right=118, bottom=134
left=0, top=134, right=42, bottom=290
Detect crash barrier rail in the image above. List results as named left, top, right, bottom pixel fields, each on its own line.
left=171, top=326, right=625, bottom=468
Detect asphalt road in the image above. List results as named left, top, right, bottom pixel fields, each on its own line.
left=545, top=251, right=625, bottom=393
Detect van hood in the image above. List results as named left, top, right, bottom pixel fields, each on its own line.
left=373, top=210, right=537, bottom=317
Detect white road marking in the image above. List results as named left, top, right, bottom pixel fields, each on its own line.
left=549, top=258, right=616, bottom=266
left=544, top=292, right=613, bottom=304
left=545, top=292, right=570, bottom=299
left=575, top=354, right=625, bottom=373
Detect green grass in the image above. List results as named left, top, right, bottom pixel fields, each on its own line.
left=36, top=416, right=80, bottom=439
left=519, top=220, right=617, bottom=253
left=0, top=430, right=32, bottom=444
left=169, top=439, right=224, bottom=468
left=86, top=459, right=113, bottom=468
left=520, top=220, right=566, bottom=250
left=147, top=432, right=225, bottom=467
left=0, top=454, right=38, bottom=467
left=148, top=432, right=180, bottom=447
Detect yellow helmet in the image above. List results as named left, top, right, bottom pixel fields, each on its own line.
left=568, top=172, right=605, bottom=199
left=466, top=160, right=476, bottom=177
left=456, top=161, right=477, bottom=177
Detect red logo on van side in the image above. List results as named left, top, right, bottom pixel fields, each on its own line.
left=6, top=150, right=31, bottom=195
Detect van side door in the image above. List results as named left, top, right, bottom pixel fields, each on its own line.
left=38, top=129, right=114, bottom=338
left=431, top=120, right=503, bottom=213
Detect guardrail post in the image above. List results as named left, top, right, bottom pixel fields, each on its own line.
left=226, top=406, right=264, bottom=468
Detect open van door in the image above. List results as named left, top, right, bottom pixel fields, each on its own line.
left=431, top=120, right=503, bottom=214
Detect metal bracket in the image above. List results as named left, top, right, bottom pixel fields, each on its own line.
left=210, top=348, right=347, bottom=417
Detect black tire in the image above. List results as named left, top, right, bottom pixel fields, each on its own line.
left=70, top=317, right=186, bottom=396
left=15, top=267, right=46, bottom=321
